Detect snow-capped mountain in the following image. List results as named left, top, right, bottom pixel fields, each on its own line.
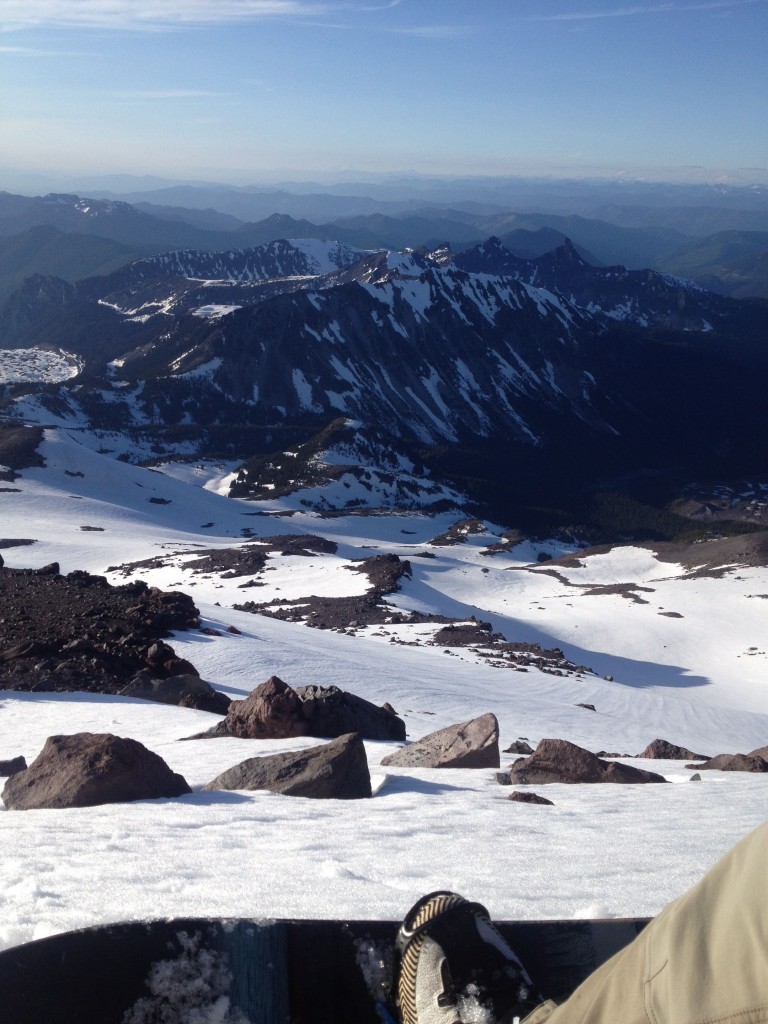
left=1, top=236, right=766, bottom=519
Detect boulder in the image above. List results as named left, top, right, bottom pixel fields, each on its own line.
left=0, top=755, right=26, bottom=776
left=503, top=740, right=534, bottom=755
left=508, top=738, right=668, bottom=785
left=120, top=671, right=230, bottom=714
left=748, top=745, right=768, bottom=759
left=380, top=713, right=500, bottom=769
left=508, top=791, right=554, bottom=806
left=296, top=684, right=405, bottom=741
left=685, top=753, right=768, bottom=773
left=2, top=732, right=191, bottom=809
left=144, top=641, right=198, bottom=678
left=225, top=676, right=308, bottom=739
left=637, top=739, right=710, bottom=760
left=204, top=732, right=371, bottom=799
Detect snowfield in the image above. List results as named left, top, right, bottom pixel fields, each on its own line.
left=0, top=348, right=81, bottom=384
left=1, top=428, right=768, bottom=952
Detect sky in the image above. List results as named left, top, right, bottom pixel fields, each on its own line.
left=1, top=0, right=767, bottom=187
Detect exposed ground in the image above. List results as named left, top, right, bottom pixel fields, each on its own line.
left=0, top=564, right=201, bottom=693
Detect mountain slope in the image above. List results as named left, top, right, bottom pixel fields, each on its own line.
left=3, top=237, right=767, bottom=523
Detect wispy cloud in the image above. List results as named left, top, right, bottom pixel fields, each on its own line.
left=0, top=43, right=89, bottom=55
left=524, top=0, right=766, bottom=21
left=117, top=89, right=238, bottom=99
left=0, top=1, right=401, bottom=32
left=393, top=24, right=473, bottom=39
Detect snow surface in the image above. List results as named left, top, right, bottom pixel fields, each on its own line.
left=0, top=348, right=81, bottom=384
left=1, top=428, right=768, bottom=951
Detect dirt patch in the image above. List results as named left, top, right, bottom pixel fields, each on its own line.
left=429, top=518, right=488, bottom=546
left=113, top=535, right=338, bottom=582
left=0, top=563, right=201, bottom=694
left=582, top=583, right=655, bottom=604
left=650, top=531, right=768, bottom=577
left=233, top=553, right=414, bottom=629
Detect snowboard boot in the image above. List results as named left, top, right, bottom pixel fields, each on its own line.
left=396, top=891, right=542, bottom=1024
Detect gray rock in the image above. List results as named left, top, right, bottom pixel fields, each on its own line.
left=204, top=732, right=371, bottom=799
left=637, top=738, right=710, bottom=760
left=120, top=671, right=230, bottom=715
left=685, top=753, right=768, bottom=773
left=380, top=713, right=500, bottom=769
left=689, top=772, right=702, bottom=782
left=0, top=755, right=26, bottom=776
left=296, top=684, right=406, bottom=741
left=509, top=738, right=668, bottom=785
left=2, top=733, right=191, bottom=809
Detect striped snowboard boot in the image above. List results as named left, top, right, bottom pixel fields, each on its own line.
left=396, top=892, right=542, bottom=1024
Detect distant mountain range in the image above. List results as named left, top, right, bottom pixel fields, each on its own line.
left=1, top=189, right=767, bottom=298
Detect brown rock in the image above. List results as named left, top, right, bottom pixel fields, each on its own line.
left=204, top=732, right=371, bottom=799
left=508, top=791, right=554, bottom=806
left=380, top=713, right=500, bottom=769
left=2, top=733, right=191, bottom=809
left=225, top=676, right=308, bottom=739
left=748, top=745, right=768, bottom=759
left=503, top=740, right=534, bottom=755
left=296, top=684, right=405, bottom=741
left=685, top=753, right=768, bottom=773
left=637, top=738, right=710, bottom=760
left=509, top=738, right=668, bottom=785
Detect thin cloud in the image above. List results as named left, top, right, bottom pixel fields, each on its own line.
left=393, top=24, right=473, bottom=39
left=118, top=89, right=238, bottom=99
left=525, top=0, right=766, bottom=21
left=0, top=1, right=400, bottom=32
left=0, top=44, right=90, bottom=55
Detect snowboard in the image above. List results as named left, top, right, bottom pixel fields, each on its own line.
left=0, top=915, right=649, bottom=1024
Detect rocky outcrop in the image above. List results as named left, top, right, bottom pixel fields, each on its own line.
left=0, top=565, right=201, bottom=695
left=637, top=739, right=710, bottom=760
left=225, top=676, right=308, bottom=739
left=685, top=753, right=768, bottom=773
left=380, top=713, right=500, bottom=769
left=507, top=738, right=668, bottom=785
left=0, top=755, right=26, bottom=776
left=204, top=732, right=371, bottom=799
left=2, top=733, right=191, bottom=809
left=120, top=671, right=230, bottom=714
left=296, top=684, right=406, bottom=741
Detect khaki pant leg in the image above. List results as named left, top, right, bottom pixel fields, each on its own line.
left=522, top=821, right=768, bottom=1024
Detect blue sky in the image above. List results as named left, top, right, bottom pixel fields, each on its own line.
left=1, top=0, right=767, bottom=184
